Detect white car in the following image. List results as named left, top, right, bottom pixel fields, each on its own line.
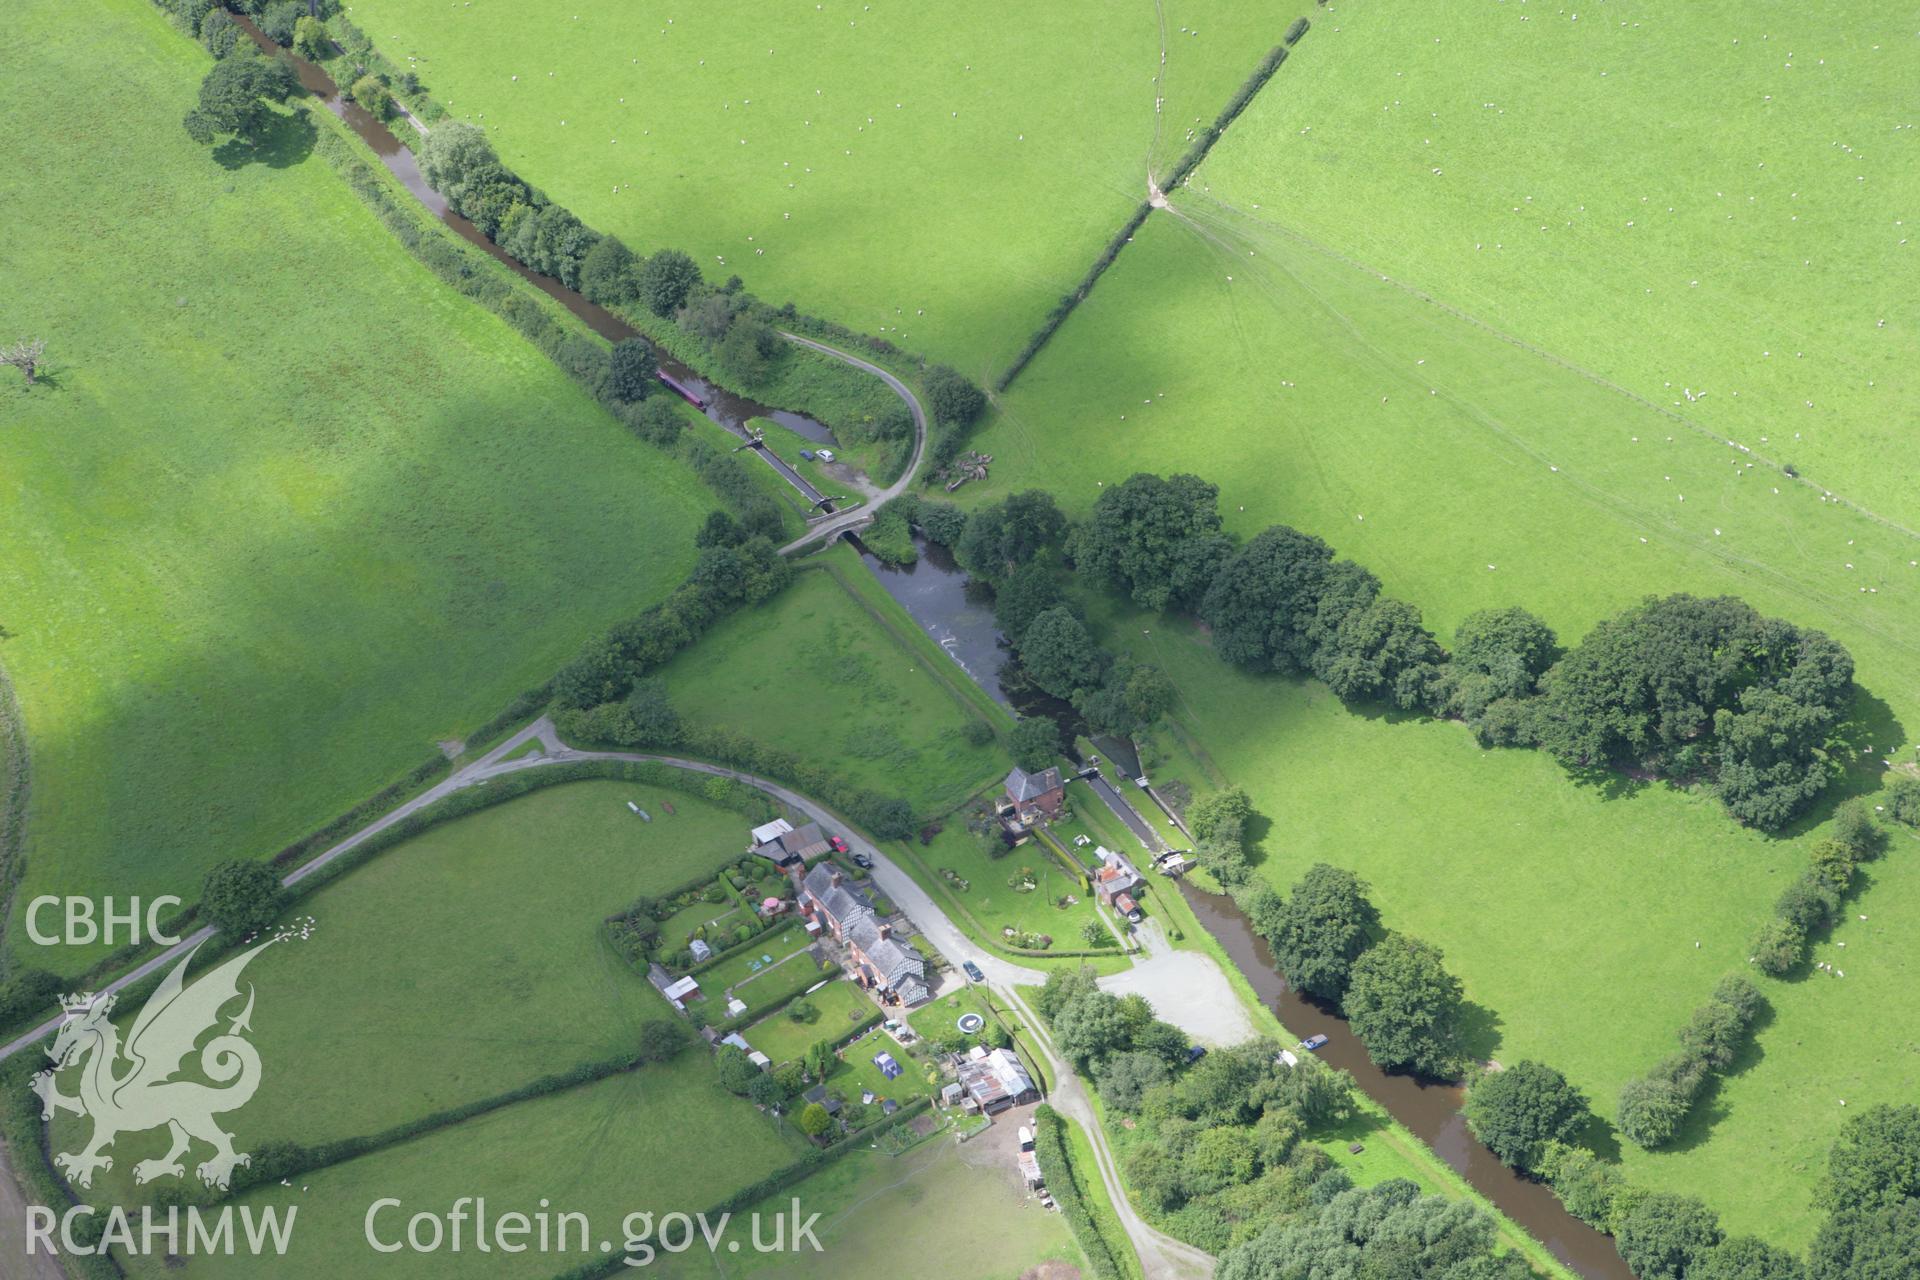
left=816, top=448, right=836, bottom=463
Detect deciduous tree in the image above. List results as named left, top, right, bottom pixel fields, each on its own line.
left=1, top=339, right=46, bottom=386
left=1344, top=934, right=1464, bottom=1077
left=637, top=249, right=701, bottom=318
left=200, top=860, right=284, bottom=939
left=1463, top=1060, right=1589, bottom=1172
left=1263, top=864, right=1378, bottom=1004
left=182, top=52, right=298, bottom=145
left=1070, top=472, right=1229, bottom=611
left=1615, top=1193, right=1724, bottom=1280
left=1009, top=717, right=1062, bottom=772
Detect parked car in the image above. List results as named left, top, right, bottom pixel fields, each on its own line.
left=962, top=961, right=985, bottom=983
left=829, top=835, right=850, bottom=854
left=1186, top=1045, right=1209, bottom=1064
left=851, top=853, right=873, bottom=870
left=816, top=448, right=836, bottom=462
left=1300, top=1034, right=1330, bottom=1052
left=798, top=448, right=816, bottom=461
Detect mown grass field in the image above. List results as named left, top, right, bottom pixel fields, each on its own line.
left=655, top=1134, right=1084, bottom=1280
left=124, top=1053, right=804, bottom=1279
left=50, top=779, right=747, bottom=1206
left=698, top=921, right=834, bottom=1016
left=0, top=0, right=714, bottom=970
left=342, top=0, right=1302, bottom=379
left=658, top=557, right=1004, bottom=815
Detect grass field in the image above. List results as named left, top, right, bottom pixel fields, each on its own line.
left=49, top=779, right=748, bottom=1205
left=1192, top=0, right=1920, bottom=539
left=655, top=1131, right=1083, bottom=1280
left=658, top=557, right=1004, bottom=815
left=0, top=0, right=714, bottom=969
left=1088, top=590, right=1915, bottom=1247
left=342, top=0, right=1303, bottom=379
left=954, top=3, right=1920, bottom=1245
left=1610, top=828, right=1920, bottom=1241
left=124, top=1053, right=804, bottom=1279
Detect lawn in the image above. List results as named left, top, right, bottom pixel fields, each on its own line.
left=0, top=0, right=714, bottom=969
left=658, top=552, right=1005, bottom=815
left=654, top=1130, right=1083, bottom=1280
left=122, top=1052, right=804, bottom=1279
left=901, top=814, right=1113, bottom=956
left=907, top=984, right=1001, bottom=1048
left=699, top=921, right=833, bottom=1015
left=1087, top=591, right=1910, bottom=1248
left=739, top=977, right=877, bottom=1067
left=49, top=778, right=747, bottom=1201
left=340, top=0, right=1303, bottom=379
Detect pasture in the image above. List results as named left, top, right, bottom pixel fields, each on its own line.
left=1090, top=588, right=1914, bottom=1248
left=0, top=0, right=712, bottom=969
left=122, top=1053, right=804, bottom=1279
left=657, top=554, right=1005, bottom=815
left=958, top=3, right=1920, bottom=1243
left=342, top=0, right=1300, bottom=378
left=654, top=1132, right=1084, bottom=1280
left=1609, top=831, right=1920, bottom=1245
left=49, top=778, right=747, bottom=1205
left=1194, top=0, right=1920, bottom=539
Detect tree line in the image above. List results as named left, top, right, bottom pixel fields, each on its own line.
left=889, top=471, right=1860, bottom=834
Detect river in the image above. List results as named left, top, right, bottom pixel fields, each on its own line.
left=256, top=20, right=1628, bottom=1275
left=852, top=537, right=1629, bottom=1278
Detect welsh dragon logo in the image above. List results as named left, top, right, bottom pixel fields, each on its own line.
left=31, top=941, right=273, bottom=1191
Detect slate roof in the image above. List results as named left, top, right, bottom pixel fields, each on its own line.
left=1004, top=766, right=1063, bottom=803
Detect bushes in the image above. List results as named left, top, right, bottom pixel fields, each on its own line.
left=1617, top=974, right=1765, bottom=1150
left=201, top=858, right=286, bottom=939
left=552, top=537, right=793, bottom=710
left=0, top=969, right=63, bottom=1033
left=1748, top=804, right=1884, bottom=975
left=922, top=364, right=986, bottom=429
left=1034, top=1106, right=1128, bottom=1280
left=994, top=199, right=1153, bottom=393
left=349, top=74, right=393, bottom=119
left=860, top=500, right=918, bottom=566
left=1886, top=777, right=1920, bottom=827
